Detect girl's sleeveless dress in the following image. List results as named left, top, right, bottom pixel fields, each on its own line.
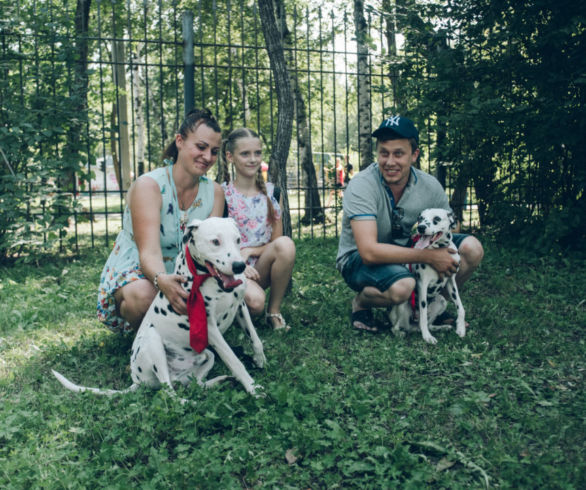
left=97, top=164, right=214, bottom=333
left=221, top=181, right=281, bottom=266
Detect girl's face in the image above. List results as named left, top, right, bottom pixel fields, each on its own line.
left=176, top=123, right=222, bottom=176
left=227, top=136, right=262, bottom=179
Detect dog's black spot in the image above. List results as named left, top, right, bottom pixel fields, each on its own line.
left=177, top=322, right=189, bottom=331
left=150, top=323, right=155, bottom=328
left=421, top=264, right=426, bottom=269
left=184, top=347, right=192, bottom=352
left=421, top=300, right=427, bottom=308
left=217, top=289, right=223, bottom=294
left=415, top=272, right=420, bottom=278
left=204, top=301, right=209, bottom=307
left=238, top=308, right=244, bottom=317
left=154, top=306, right=159, bottom=314
left=414, top=264, right=419, bottom=270
left=204, top=296, right=212, bottom=301
left=433, top=216, right=441, bottom=224
left=153, top=365, right=158, bottom=373
left=234, top=291, right=238, bottom=297
left=447, top=233, right=452, bottom=240
left=159, top=292, right=164, bottom=300
left=138, top=366, right=142, bottom=373
left=166, top=305, right=174, bottom=315
left=222, top=312, right=228, bottom=320
left=451, top=292, right=457, bottom=299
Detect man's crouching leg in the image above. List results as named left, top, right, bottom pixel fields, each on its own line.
left=352, top=277, right=415, bottom=332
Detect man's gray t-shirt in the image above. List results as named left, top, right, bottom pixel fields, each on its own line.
left=336, top=163, right=450, bottom=271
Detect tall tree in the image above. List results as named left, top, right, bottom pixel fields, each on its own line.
left=275, top=2, right=324, bottom=224
left=353, top=0, right=372, bottom=170
left=258, top=0, right=294, bottom=236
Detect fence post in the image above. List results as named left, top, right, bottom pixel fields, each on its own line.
left=183, top=10, right=194, bottom=115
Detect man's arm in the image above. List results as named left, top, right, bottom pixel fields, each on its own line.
left=351, top=219, right=459, bottom=276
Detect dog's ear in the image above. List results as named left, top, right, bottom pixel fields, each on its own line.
left=448, top=211, right=457, bottom=230
left=182, top=219, right=202, bottom=244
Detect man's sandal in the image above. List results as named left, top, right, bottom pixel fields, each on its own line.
left=351, top=309, right=379, bottom=333
left=266, top=312, right=290, bottom=331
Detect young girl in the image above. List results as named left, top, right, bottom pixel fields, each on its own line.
left=221, top=128, right=296, bottom=330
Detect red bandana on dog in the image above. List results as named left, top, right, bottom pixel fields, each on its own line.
left=184, top=245, right=210, bottom=353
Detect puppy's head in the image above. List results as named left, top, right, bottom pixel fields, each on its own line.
left=411, top=208, right=455, bottom=249
left=183, top=217, right=245, bottom=291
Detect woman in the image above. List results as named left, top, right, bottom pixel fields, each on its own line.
left=220, top=127, right=296, bottom=330
left=97, top=109, right=224, bottom=332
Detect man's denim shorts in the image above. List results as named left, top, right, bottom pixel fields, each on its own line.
left=340, top=233, right=468, bottom=293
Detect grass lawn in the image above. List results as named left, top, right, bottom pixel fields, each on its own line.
left=0, top=237, right=584, bottom=488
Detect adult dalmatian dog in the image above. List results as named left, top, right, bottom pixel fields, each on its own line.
left=53, top=217, right=266, bottom=402
left=389, top=208, right=466, bottom=344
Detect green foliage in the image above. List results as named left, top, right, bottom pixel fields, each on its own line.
left=1, top=239, right=585, bottom=487
left=386, top=0, right=586, bottom=252
left=0, top=2, right=87, bottom=258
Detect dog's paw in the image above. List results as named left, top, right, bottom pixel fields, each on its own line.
left=422, top=333, right=438, bottom=345
left=249, top=383, right=266, bottom=398
left=456, top=323, right=466, bottom=338
left=391, top=327, right=405, bottom=338
left=253, top=351, right=266, bottom=369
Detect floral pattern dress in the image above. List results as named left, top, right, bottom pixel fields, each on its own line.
left=97, top=164, right=214, bottom=333
left=222, top=182, right=281, bottom=266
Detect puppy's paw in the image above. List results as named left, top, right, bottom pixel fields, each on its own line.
left=422, top=333, right=438, bottom=345
left=456, top=323, right=466, bottom=338
left=391, top=327, right=405, bottom=338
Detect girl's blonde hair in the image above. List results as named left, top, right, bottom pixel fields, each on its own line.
left=219, top=127, right=277, bottom=223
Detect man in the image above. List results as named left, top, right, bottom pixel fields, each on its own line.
left=336, top=116, right=484, bottom=332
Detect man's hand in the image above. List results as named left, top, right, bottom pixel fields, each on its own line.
left=426, top=247, right=459, bottom=279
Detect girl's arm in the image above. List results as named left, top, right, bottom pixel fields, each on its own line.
left=269, top=191, right=284, bottom=241
left=210, top=182, right=225, bottom=217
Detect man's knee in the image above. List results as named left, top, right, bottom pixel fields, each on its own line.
left=384, top=277, right=415, bottom=305
left=459, top=236, right=484, bottom=268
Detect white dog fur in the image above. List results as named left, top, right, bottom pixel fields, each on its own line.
left=53, top=217, right=265, bottom=402
left=390, top=208, right=466, bottom=344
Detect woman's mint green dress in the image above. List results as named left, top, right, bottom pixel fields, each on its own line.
left=97, top=164, right=214, bottom=333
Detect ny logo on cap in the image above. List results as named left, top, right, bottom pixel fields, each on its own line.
left=384, top=116, right=401, bottom=127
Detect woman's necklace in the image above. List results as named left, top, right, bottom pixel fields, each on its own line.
left=166, top=163, right=203, bottom=251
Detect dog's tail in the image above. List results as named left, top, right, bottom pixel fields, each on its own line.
left=52, top=370, right=139, bottom=396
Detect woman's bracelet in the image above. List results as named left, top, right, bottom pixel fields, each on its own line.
left=153, top=272, right=165, bottom=291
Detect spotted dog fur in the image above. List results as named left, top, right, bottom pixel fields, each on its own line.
left=389, top=208, right=466, bottom=344
left=53, top=217, right=265, bottom=402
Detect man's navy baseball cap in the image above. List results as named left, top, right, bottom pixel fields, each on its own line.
left=372, top=115, right=419, bottom=143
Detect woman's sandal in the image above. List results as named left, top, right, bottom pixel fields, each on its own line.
left=266, top=312, right=290, bottom=331
left=351, top=309, right=379, bottom=333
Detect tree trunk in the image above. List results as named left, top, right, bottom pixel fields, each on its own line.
left=63, top=0, right=92, bottom=191
left=274, top=1, right=324, bottom=224
left=258, top=0, right=294, bottom=236
left=132, top=43, right=146, bottom=177
left=112, top=39, right=131, bottom=190
left=382, top=0, right=406, bottom=114
left=354, top=0, right=373, bottom=170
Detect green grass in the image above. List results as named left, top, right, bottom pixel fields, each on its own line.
left=1, top=239, right=585, bottom=488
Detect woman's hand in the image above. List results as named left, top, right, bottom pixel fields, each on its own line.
left=244, top=265, right=260, bottom=282
left=156, top=273, right=189, bottom=316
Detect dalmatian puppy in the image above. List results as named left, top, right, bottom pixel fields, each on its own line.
left=389, top=208, right=466, bottom=344
left=53, top=217, right=266, bottom=402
